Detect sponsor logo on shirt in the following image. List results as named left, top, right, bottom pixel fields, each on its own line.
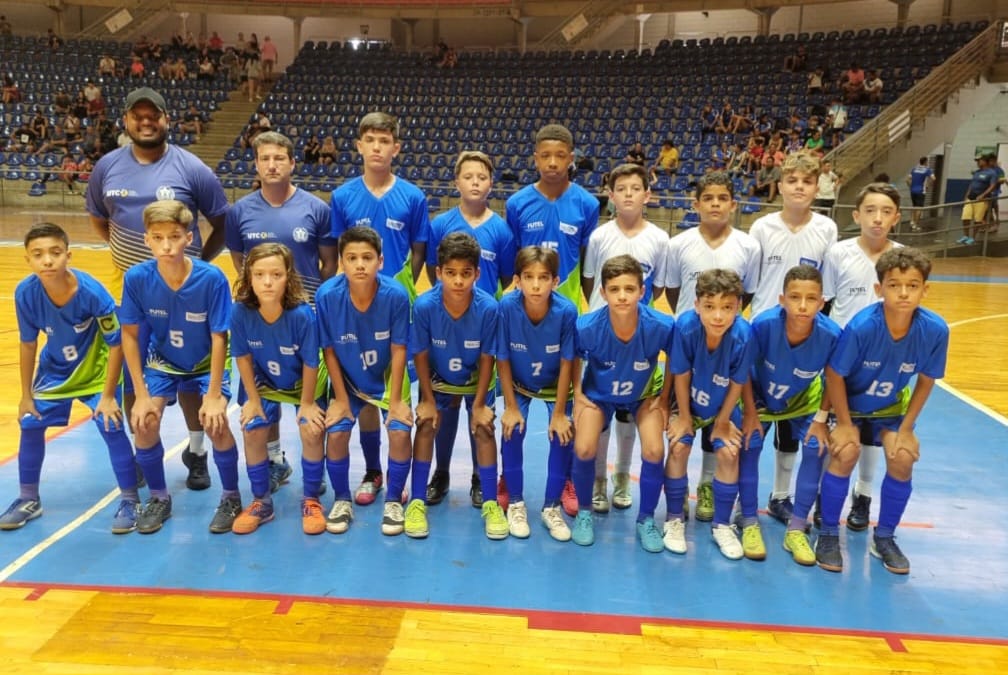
left=279, top=346, right=296, bottom=355
left=245, top=231, right=276, bottom=241
left=863, top=360, right=881, bottom=369
left=292, top=227, right=309, bottom=243
left=149, top=308, right=168, bottom=318
left=633, top=360, right=650, bottom=371
left=338, top=333, right=358, bottom=344
left=464, top=340, right=480, bottom=349
left=481, top=250, right=496, bottom=262
left=44, top=326, right=54, bottom=335
left=763, top=360, right=776, bottom=371
left=687, top=270, right=701, bottom=281
left=766, top=254, right=783, bottom=265
left=248, top=339, right=263, bottom=348
left=545, top=344, right=559, bottom=353
left=185, top=312, right=207, bottom=322
left=799, top=257, right=821, bottom=269
left=374, top=330, right=390, bottom=340
left=73, top=317, right=94, bottom=333
left=386, top=218, right=405, bottom=231
left=510, top=341, right=527, bottom=352
left=104, top=188, right=137, bottom=198
left=848, top=286, right=867, bottom=295
left=712, top=374, right=730, bottom=387
left=558, top=222, right=578, bottom=236
left=354, top=217, right=371, bottom=227
left=899, top=362, right=916, bottom=373
left=793, top=368, right=819, bottom=379
left=524, top=220, right=545, bottom=232
left=432, top=338, right=447, bottom=348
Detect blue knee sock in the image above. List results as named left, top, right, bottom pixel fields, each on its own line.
left=136, top=441, right=167, bottom=498
left=213, top=446, right=240, bottom=493
left=571, top=455, right=595, bottom=510
left=792, top=438, right=824, bottom=521
left=738, top=438, right=762, bottom=521
left=96, top=422, right=138, bottom=499
left=17, top=427, right=46, bottom=497
left=636, top=459, right=663, bottom=522
left=301, top=457, right=324, bottom=499
left=876, top=474, right=912, bottom=538
left=326, top=457, right=351, bottom=501
left=433, top=406, right=460, bottom=471
left=664, top=475, right=688, bottom=520
left=501, top=425, right=525, bottom=503
left=360, top=430, right=382, bottom=473
left=544, top=438, right=571, bottom=507
left=819, top=471, right=851, bottom=536
left=478, top=463, right=498, bottom=503
left=247, top=459, right=270, bottom=499
left=386, top=458, right=410, bottom=503
left=712, top=477, right=737, bottom=526
left=410, top=459, right=431, bottom=503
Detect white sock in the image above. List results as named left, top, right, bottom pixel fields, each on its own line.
left=771, top=450, right=797, bottom=500
left=700, top=450, right=716, bottom=485
left=188, top=431, right=206, bottom=456
left=614, top=419, right=636, bottom=475
left=854, top=445, right=881, bottom=497
left=594, top=428, right=611, bottom=478
left=267, top=440, right=283, bottom=463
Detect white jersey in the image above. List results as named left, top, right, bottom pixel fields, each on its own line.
left=663, top=227, right=760, bottom=316
left=822, top=237, right=902, bottom=327
left=749, top=211, right=838, bottom=317
left=583, top=219, right=669, bottom=312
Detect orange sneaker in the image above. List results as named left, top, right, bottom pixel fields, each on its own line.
left=301, top=497, right=325, bottom=535
left=232, top=499, right=275, bottom=534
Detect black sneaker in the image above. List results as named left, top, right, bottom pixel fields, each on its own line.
left=469, top=473, right=483, bottom=509
left=135, top=461, right=146, bottom=489
left=426, top=470, right=450, bottom=505
left=209, top=496, right=242, bottom=533
left=870, top=533, right=910, bottom=574
left=766, top=493, right=794, bottom=525
left=815, top=533, right=843, bottom=572
left=181, top=447, right=211, bottom=491
left=137, top=496, right=173, bottom=534
left=845, top=492, right=871, bottom=531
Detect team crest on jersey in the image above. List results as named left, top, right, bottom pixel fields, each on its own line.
left=279, top=346, right=296, bottom=355
left=292, top=227, right=309, bottom=243
left=185, top=312, right=207, bottom=322
left=633, top=360, right=650, bottom=371
left=156, top=186, right=177, bottom=201
left=464, top=340, right=480, bottom=349
left=386, top=218, right=405, bottom=231
left=558, top=222, right=578, bottom=236
left=73, top=317, right=95, bottom=333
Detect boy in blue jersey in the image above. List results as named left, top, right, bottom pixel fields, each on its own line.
left=230, top=243, right=327, bottom=535
left=329, top=111, right=429, bottom=507
left=906, top=156, right=934, bottom=231
left=315, top=226, right=413, bottom=536
left=425, top=150, right=516, bottom=507
left=571, top=255, right=673, bottom=551
left=497, top=246, right=577, bottom=540
left=411, top=232, right=504, bottom=539
left=959, top=155, right=998, bottom=245
left=664, top=269, right=755, bottom=559
left=816, top=247, right=949, bottom=574
left=741, top=266, right=840, bottom=564
left=2, top=223, right=139, bottom=533
left=120, top=200, right=238, bottom=535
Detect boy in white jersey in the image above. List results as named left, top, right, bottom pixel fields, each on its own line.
left=662, top=171, right=759, bottom=521
left=822, top=182, right=902, bottom=532
left=748, top=152, right=837, bottom=527
left=582, top=164, right=668, bottom=513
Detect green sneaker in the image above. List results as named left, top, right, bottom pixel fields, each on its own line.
left=404, top=499, right=429, bottom=539
left=741, top=523, right=766, bottom=560
left=481, top=500, right=509, bottom=540
left=695, top=482, right=714, bottom=521
left=783, top=529, right=816, bottom=566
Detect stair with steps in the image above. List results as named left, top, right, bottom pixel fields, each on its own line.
left=186, top=90, right=261, bottom=168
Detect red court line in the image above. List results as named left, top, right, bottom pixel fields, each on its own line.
left=23, top=587, right=48, bottom=601
left=3, top=579, right=1005, bottom=650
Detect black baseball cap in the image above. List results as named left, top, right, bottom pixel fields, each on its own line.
left=124, top=87, right=167, bottom=113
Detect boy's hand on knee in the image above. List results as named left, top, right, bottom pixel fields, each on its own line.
left=239, top=400, right=266, bottom=428
left=18, top=397, right=41, bottom=421
left=888, top=429, right=920, bottom=463
left=548, top=411, right=573, bottom=446
left=132, top=396, right=160, bottom=433
left=711, top=418, right=742, bottom=453
left=415, top=399, right=438, bottom=430
left=741, top=411, right=762, bottom=449
left=94, top=395, right=123, bottom=432
left=501, top=406, right=525, bottom=441
left=470, top=403, right=495, bottom=435
left=805, top=421, right=830, bottom=457
left=666, top=413, right=693, bottom=445
left=324, top=399, right=353, bottom=429
left=829, top=422, right=859, bottom=457
left=387, top=399, right=413, bottom=429
left=198, top=394, right=228, bottom=435
left=297, top=401, right=326, bottom=432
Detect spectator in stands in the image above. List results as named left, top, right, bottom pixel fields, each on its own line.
left=83, top=80, right=101, bottom=103
left=81, top=124, right=105, bottom=162
left=746, top=136, right=765, bottom=173
left=36, top=124, right=68, bottom=155
left=2, top=75, right=20, bottom=103
left=171, top=31, right=185, bottom=49
left=29, top=110, right=50, bottom=147
left=906, top=156, right=935, bottom=231
left=0, top=15, right=11, bottom=36
left=245, top=54, right=261, bottom=101
left=46, top=28, right=62, bottom=51
left=813, top=159, right=841, bottom=213
left=727, top=143, right=748, bottom=177
left=40, top=153, right=80, bottom=194
left=63, top=109, right=83, bottom=143
left=303, top=136, right=321, bottom=164
left=715, top=101, right=734, bottom=137
left=247, top=33, right=260, bottom=56
left=71, top=92, right=89, bottom=120
left=260, top=35, right=278, bottom=82
left=319, top=136, right=336, bottom=165
left=754, top=113, right=773, bottom=140
left=179, top=104, right=205, bottom=139
left=649, top=139, right=680, bottom=182
left=960, top=155, right=998, bottom=244
left=149, top=39, right=163, bottom=62
left=749, top=154, right=780, bottom=203
left=208, top=31, right=224, bottom=55
left=827, top=98, right=848, bottom=148
left=841, top=63, right=865, bottom=103
left=863, top=69, right=884, bottom=103
left=129, top=56, right=145, bottom=79
left=219, top=47, right=239, bottom=83
left=87, top=90, right=106, bottom=119
left=197, top=55, right=215, bottom=80
left=625, top=142, right=646, bottom=166
left=807, top=66, right=825, bottom=94
left=98, top=54, right=118, bottom=78
left=730, top=104, right=754, bottom=135
left=806, top=114, right=823, bottom=141
left=784, top=44, right=807, bottom=72
left=804, top=128, right=825, bottom=155
left=184, top=31, right=197, bottom=52
left=133, top=35, right=151, bottom=58
left=785, top=131, right=804, bottom=155
left=699, top=103, right=718, bottom=138
left=10, top=118, right=37, bottom=153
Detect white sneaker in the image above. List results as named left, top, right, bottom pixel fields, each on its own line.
left=540, top=505, right=571, bottom=542
left=611, top=472, right=633, bottom=509
left=663, top=518, right=688, bottom=554
left=507, top=501, right=530, bottom=538
left=711, top=524, right=744, bottom=560
left=592, top=477, right=610, bottom=513
left=381, top=501, right=405, bottom=536
left=325, top=499, right=353, bottom=534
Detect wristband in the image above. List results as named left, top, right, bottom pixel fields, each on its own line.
left=813, top=409, right=829, bottom=424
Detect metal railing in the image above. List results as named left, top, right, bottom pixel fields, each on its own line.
left=535, top=0, right=630, bottom=50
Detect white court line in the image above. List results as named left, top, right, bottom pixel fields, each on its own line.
left=937, top=313, right=1008, bottom=427
left=0, top=404, right=239, bottom=583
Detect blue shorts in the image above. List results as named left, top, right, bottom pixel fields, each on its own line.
left=145, top=368, right=232, bottom=404
left=22, top=392, right=123, bottom=431
left=593, top=398, right=646, bottom=433
left=241, top=396, right=327, bottom=432
left=434, top=389, right=495, bottom=414
left=853, top=416, right=905, bottom=446
left=327, top=394, right=412, bottom=434
left=511, top=392, right=571, bottom=421
left=673, top=406, right=742, bottom=451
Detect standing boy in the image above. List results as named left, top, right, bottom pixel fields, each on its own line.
left=906, top=157, right=934, bottom=231
left=817, top=248, right=949, bottom=574
left=959, top=155, right=997, bottom=246
left=3, top=224, right=139, bottom=533
left=329, top=111, right=429, bottom=506
left=119, top=200, right=238, bottom=534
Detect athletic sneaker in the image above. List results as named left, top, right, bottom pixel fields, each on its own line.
left=813, top=495, right=823, bottom=530
left=404, top=499, right=428, bottom=538
left=301, top=497, right=326, bottom=535
left=381, top=501, right=405, bottom=536
left=481, top=501, right=509, bottom=540
left=326, top=500, right=353, bottom=535
left=783, top=529, right=816, bottom=566
left=636, top=517, right=664, bottom=553
left=611, top=472, right=632, bottom=509
left=268, top=455, right=293, bottom=493
left=561, top=479, right=578, bottom=517
left=137, top=496, right=172, bottom=534
left=355, top=470, right=384, bottom=506
left=497, top=476, right=509, bottom=512
left=209, top=495, right=243, bottom=533
left=0, top=498, right=43, bottom=530
left=766, top=494, right=795, bottom=525
left=956, top=235, right=969, bottom=244
left=964, top=236, right=976, bottom=245
left=845, top=492, right=871, bottom=531
left=592, top=477, right=610, bottom=513
left=469, top=473, right=483, bottom=509
left=572, top=509, right=594, bottom=546
left=870, top=533, right=910, bottom=574
left=740, top=523, right=767, bottom=560
left=111, top=499, right=140, bottom=534
left=711, top=524, right=743, bottom=560
left=425, top=470, right=450, bottom=505
left=662, top=518, right=687, bottom=554
left=181, top=447, right=211, bottom=491
left=815, top=533, right=843, bottom=572
left=541, top=506, right=571, bottom=542
left=232, top=499, right=274, bottom=534
left=695, top=482, right=714, bottom=522
left=507, top=501, right=530, bottom=538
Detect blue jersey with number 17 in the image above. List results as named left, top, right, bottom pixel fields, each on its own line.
left=496, top=289, right=577, bottom=395
left=575, top=304, right=673, bottom=405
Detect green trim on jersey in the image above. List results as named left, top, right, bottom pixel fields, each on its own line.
left=432, top=368, right=498, bottom=396
left=757, top=376, right=823, bottom=423
left=344, top=362, right=412, bottom=410
left=851, top=385, right=911, bottom=419
left=260, top=357, right=329, bottom=405
left=393, top=255, right=417, bottom=303
left=557, top=261, right=584, bottom=312
left=35, top=333, right=109, bottom=400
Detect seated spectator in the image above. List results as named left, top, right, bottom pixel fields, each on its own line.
left=86, top=92, right=106, bottom=119
left=730, top=104, right=754, bottom=135
left=83, top=80, right=101, bottom=103
left=148, top=40, right=163, bottom=61
left=77, top=155, right=94, bottom=183
left=303, top=136, right=321, bottom=164
left=129, top=56, right=145, bottom=78
left=715, top=102, right=734, bottom=136
left=158, top=58, right=175, bottom=80
left=179, top=104, right=205, bottom=138
left=197, top=55, right=215, bottom=80
left=10, top=119, right=37, bottom=153
left=319, top=136, right=337, bottom=165
left=47, top=153, right=80, bottom=194
left=698, top=103, right=717, bottom=136
left=171, top=57, right=188, bottom=80
left=726, top=144, right=748, bottom=176
left=753, top=113, right=773, bottom=140
left=807, top=66, right=825, bottom=94
left=804, top=128, right=825, bottom=155
left=749, top=154, right=780, bottom=202
left=649, top=140, right=680, bottom=181
left=170, top=31, right=185, bottom=49
left=2, top=75, right=20, bottom=103
left=785, top=131, right=804, bottom=155
left=133, top=35, right=150, bottom=58
left=36, top=125, right=69, bottom=155
left=29, top=110, right=50, bottom=145
left=863, top=69, right=883, bottom=103
left=184, top=31, right=197, bottom=51
left=63, top=111, right=82, bottom=143
left=624, top=142, right=646, bottom=166
left=71, top=93, right=88, bottom=120
left=784, top=44, right=808, bottom=72
left=806, top=115, right=823, bottom=140
left=746, top=136, right=766, bottom=173
left=81, top=125, right=105, bottom=162
left=98, top=54, right=118, bottom=78
left=46, top=28, right=63, bottom=50
left=841, top=63, right=865, bottom=103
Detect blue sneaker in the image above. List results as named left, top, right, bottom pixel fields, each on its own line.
left=964, top=237, right=976, bottom=245
left=0, top=498, right=43, bottom=530
left=572, top=509, right=594, bottom=546
left=956, top=235, right=969, bottom=244
left=269, top=455, right=293, bottom=493
left=636, top=517, right=664, bottom=553
left=111, top=499, right=140, bottom=534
